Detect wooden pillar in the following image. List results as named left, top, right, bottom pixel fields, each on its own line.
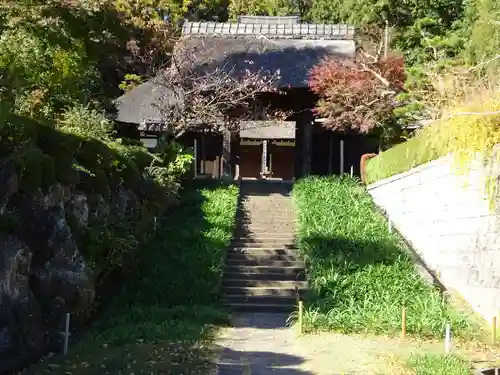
left=200, top=134, right=205, bottom=175
left=262, top=140, right=268, bottom=175
left=340, top=139, right=345, bottom=175
left=328, top=133, right=333, bottom=175
left=222, top=130, right=231, bottom=178
left=303, top=120, right=312, bottom=176
left=213, top=156, right=219, bottom=179
left=193, top=138, right=198, bottom=177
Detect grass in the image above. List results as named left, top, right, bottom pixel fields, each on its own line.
left=405, top=354, right=472, bottom=375
left=292, top=176, right=478, bottom=338
left=30, top=180, right=239, bottom=375
left=364, top=133, right=444, bottom=184
left=365, top=88, right=500, bottom=185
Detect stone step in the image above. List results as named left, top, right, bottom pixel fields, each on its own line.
left=238, top=218, right=297, bottom=224
left=241, top=213, right=291, bottom=217
left=232, top=241, right=296, bottom=248
left=222, top=278, right=307, bottom=288
left=223, top=295, right=297, bottom=306
left=226, top=264, right=304, bottom=274
left=227, top=248, right=300, bottom=261
left=238, top=205, right=293, bottom=210
left=223, top=286, right=307, bottom=297
left=224, top=302, right=295, bottom=313
left=234, top=230, right=295, bottom=238
left=226, top=258, right=304, bottom=267
left=234, top=232, right=295, bottom=242
left=231, top=241, right=297, bottom=248
left=241, top=205, right=293, bottom=209
left=224, top=270, right=306, bottom=281
left=236, top=225, right=295, bottom=232
left=239, top=219, right=293, bottom=225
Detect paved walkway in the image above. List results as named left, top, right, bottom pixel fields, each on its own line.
left=213, top=312, right=487, bottom=375
left=215, top=313, right=309, bottom=375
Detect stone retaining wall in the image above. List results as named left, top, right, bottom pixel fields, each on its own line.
left=367, top=154, right=500, bottom=322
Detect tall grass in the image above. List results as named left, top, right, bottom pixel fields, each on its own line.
left=293, top=176, right=476, bottom=338
left=32, top=181, right=239, bottom=375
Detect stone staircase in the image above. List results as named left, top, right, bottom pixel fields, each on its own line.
left=222, top=180, right=307, bottom=312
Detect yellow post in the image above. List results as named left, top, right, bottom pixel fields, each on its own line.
left=401, top=307, right=407, bottom=338
left=493, top=316, right=497, bottom=345
left=298, top=300, right=304, bottom=335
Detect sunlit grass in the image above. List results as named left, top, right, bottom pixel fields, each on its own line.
left=292, top=176, right=477, bottom=338
left=406, top=354, right=472, bottom=375
left=365, top=87, right=500, bottom=184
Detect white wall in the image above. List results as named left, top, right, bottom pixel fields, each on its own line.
left=368, top=154, right=500, bottom=322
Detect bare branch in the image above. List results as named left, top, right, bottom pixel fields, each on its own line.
left=147, top=39, right=283, bottom=136
left=448, top=110, right=500, bottom=118
left=465, top=54, right=500, bottom=72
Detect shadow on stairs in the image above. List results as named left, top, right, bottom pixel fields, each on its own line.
left=222, top=180, right=308, bottom=317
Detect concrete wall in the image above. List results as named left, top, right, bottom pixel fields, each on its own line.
left=367, top=153, right=500, bottom=322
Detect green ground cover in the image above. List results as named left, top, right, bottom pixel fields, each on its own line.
left=364, top=133, right=444, bottom=184
left=30, top=181, right=239, bottom=375
left=292, top=176, right=478, bottom=338
left=406, top=354, right=472, bottom=375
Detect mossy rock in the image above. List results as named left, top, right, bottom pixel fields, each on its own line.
left=17, top=147, right=44, bottom=193
left=106, top=152, right=141, bottom=191
left=40, top=154, right=56, bottom=192
left=78, top=168, right=110, bottom=197
left=0, top=212, right=20, bottom=234
left=37, top=123, right=81, bottom=159
left=75, top=139, right=113, bottom=171
left=127, top=146, right=154, bottom=170
left=0, top=113, right=39, bottom=157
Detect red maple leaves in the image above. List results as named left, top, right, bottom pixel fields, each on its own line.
left=308, top=54, right=406, bottom=134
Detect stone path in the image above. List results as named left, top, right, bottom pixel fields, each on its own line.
left=215, top=313, right=308, bottom=375
left=213, top=313, right=497, bottom=375
left=222, top=180, right=306, bottom=312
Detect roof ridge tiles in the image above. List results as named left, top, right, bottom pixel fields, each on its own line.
left=181, top=21, right=355, bottom=40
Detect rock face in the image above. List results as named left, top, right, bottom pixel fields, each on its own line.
left=0, top=165, right=96, bottom=371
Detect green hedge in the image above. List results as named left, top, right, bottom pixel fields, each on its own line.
left=364, top=131, right=445, bottom=184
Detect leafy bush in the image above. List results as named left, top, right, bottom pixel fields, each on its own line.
left=292, top=176, right=477, bottom=338
left=57, top=105, right=115, bottom=141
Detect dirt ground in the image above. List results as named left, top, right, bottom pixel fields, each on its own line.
left=214, top=313, right=500, bottom=375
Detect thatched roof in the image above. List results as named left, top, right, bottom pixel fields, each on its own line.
left=114, top=18, right=356, bottom=126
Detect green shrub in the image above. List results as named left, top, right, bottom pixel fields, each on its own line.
left=57, top=105, right=115, bottom=142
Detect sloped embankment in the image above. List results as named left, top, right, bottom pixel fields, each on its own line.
left=292, top=176, right=477, bottom=338
left=30, top=181, right=239, bottom=375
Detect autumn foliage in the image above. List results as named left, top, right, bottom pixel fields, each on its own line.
left=308, top=54, right=406, bottom=134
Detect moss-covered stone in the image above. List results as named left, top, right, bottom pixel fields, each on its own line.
left=0, top=211, right=20, bottom=234
left=0, top=113, right=39, bottom=157
left=37, top=123, right=81, bottom=159
left=76, top=139, right=113, bottom=171
left=78, top=168, right=110, bottom=197
left=40, top=154, right=56, bottom=192
left=17, top=147, right=44, bottom=193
